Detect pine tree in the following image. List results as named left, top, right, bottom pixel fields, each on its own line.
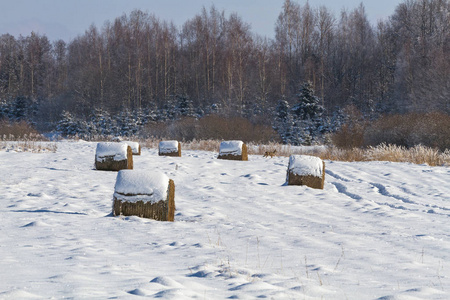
left=291, top=81, right=324, bottom=121
left=0, top=99, right=9, bottom=119
left=291, top=81, right=326, bottom=144
left=91, top=108, right=114, bottom=136
left=115, top=109, right=138, bottom=137
left=57, top=111, right=79, bottom=137
left=273, top=99, right=293, bottom=144
left=175, top=94, right=195, bottom=118
left=9, top=96, right=36, bottom=122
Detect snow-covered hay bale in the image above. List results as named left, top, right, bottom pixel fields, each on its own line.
left=286, top=155, right=325, bottom=189
left=122, top=141, right=141, bottom=155
left=112, top=170, right=175, bottom=221
left=159, top=140, right=181, bottom=157
left=217, top=140, right=248, bottom=161
left=95, top=142, right=133, bottom=171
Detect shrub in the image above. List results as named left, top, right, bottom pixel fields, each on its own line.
left=141, top=115, right=280, bottom=144
left=364, top=112, right=450, bottom=151
left=330, top=105, right=367, bottom=149
left=197, top=115, right=279, bottom=143
left=0, top=120, right=42, bottom=140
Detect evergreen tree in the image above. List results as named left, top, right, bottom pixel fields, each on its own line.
left=8, top=96, right=36, bottom=122
left=291, top=81, right=324, bottom=121
left=0, top=98, right=9, bottom=119
left=175, top=94, right=195, bottom=118
left=57, top=111, right=79, bottom=137
left=91, top=108, right=114, bottom=136
left=273, top=99, right=294, bottom=144
left=291, top=81, right=326, bottom=144
left=115, top=109, right=138, bottom=137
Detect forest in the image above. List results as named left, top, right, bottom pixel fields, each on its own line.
left=0, top=0, right=448, bottom=147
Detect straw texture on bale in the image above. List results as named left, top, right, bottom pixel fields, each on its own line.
left=217, top=142, right=248, bottom=161
left=287, top=159, right=325, bottom=189
left=159, top=141, right=181, bottom=157
left=95, top=144, right=133, bottom=171
left=113, top=179, right=175, bottom=221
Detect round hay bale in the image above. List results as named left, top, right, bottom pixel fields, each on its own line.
left=95, top=142, right=133, bottom=171
left=112, top=170, right=175, bottom=221
left=159, top=140, right=181, bottom=157
left=123, top=141, right=141, bottom=155
left=286, top=155, right=325, bottom=189
left=217, top=140, right=248, bottom=161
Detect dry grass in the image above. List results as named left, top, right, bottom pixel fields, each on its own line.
left=0, top=134, right=57, bottom=153
left=139, top=138, right=449, bottom=166
left=0, top=120, right=41, bottom=139
left=0, top=120, right=57, bottom=153
left=319, top=144, right=450, bottom=166
left=249, top=142, right=327, bottom=157
left=0, top=140, right=58, bottom=153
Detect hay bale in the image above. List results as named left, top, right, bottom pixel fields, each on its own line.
left=159, top=140, right=181, bottom=157
left=95, top=142, right=133, bottom=171
left=217, top=140, right=248, bottom=161
left=112, top=170, right=175, bottom=221
left=286, top=155, right=325, bottom=189
left=123, top=141, right=141, bottom=155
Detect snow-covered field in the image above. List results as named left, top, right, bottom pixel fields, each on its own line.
left=1, top=141, right=449, bottom=299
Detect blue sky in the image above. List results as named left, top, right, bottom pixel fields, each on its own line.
left=0, top=0, right=403, bottom=42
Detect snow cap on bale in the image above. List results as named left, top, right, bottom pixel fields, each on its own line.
left=287, top=155, right=325, bottom=189
left=96, top=142, right=129, bottom=161
left=114, top=170, right=169, bottom=203
left=122, top=141, right=141, bottom=155
left=159, top=140, right=181, bottom=157
left=218, top=140, right=248, bottom=161
left=113, top=170, right=175, bottom=221
left=95, top=142, right=133, bottom=171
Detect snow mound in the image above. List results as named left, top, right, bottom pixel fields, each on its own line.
left=150, top=276, right=184, bottom=288
left=219, top=140, right=243, bottom=156
left=22, top=220, right=50, bottom=228
left=159, top=140, right=179, bottom=154
left=96, top=142, right=128, bottom=161
left=288, top=155, right=323, bottom=177
left=114, top=170, right=169, bottom=203
left=0, top=289, right=43, bottom=299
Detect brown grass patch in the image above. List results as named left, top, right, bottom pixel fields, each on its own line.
left=0, top=120, right=42, bottom=140
left=138, top=138, right=449, bottom=166
left=318, top=144, right=450, bottom=166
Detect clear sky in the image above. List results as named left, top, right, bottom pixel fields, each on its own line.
left=0, top=0, right=404, bottom=42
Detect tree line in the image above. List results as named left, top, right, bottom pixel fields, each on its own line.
left=0, top=0, right=448, bottom=134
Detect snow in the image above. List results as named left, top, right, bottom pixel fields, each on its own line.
left=114, top=170, right=169, bottom=203
left=122, top=141, right=140, bottom=154
left=219, top=140, right=243, bottom=156
left=1, top=141, right=450, bottom=299
left=95, top=142, right=128, bottom=161
left=159, top=140, right=179, bottom=154
left=288, top=155, right=323, bottom=177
